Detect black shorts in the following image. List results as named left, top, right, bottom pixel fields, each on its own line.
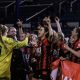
left=33, top=70, right=51, bottom=80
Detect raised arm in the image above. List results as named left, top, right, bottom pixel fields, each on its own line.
left=43, top=16, right=53, bottom=36
left=17, top=19, right=24, bottom=34
left=43, top=16, right=58, bottom=42
left=55, top=17, right=64, bottom=38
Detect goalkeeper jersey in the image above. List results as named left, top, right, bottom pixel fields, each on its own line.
left=0, top=36, right=28, bottom=79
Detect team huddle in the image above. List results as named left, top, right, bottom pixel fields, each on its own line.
left=0, top=17, right=80, bottom=80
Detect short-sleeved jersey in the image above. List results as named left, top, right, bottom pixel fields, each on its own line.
left=70, top=39, right=80, bottom=63
left=34, top=38, right=53, bottom=72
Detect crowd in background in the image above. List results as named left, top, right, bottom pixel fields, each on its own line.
left=0, top=16, right=80, bottom=80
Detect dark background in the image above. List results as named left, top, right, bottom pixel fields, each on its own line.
left=0, top=0, right=80, bottom=36
left=0, top=0, right=80, bottom=23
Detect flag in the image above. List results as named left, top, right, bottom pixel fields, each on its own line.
left=51, top=59, right=80, bottom=80
left=61, top=60, right=80, bottom=80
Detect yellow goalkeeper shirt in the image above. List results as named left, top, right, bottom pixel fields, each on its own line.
left=0, top=36, right=28, bottom=79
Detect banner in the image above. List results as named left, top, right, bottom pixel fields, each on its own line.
left=51, top=59, right=80, bottom=80
left=61, top=60, right=80, bottom=80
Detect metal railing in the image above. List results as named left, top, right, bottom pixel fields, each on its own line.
left=59, top=0, right=66, bottom=16
left=20, top=3, right=53, bottom=7
left=5, top=1, right=15, bottom=17
left=70, top=0, right=77, bottom=12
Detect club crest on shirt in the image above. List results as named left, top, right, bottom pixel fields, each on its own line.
left=36, top=47, right=41, bottom=56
